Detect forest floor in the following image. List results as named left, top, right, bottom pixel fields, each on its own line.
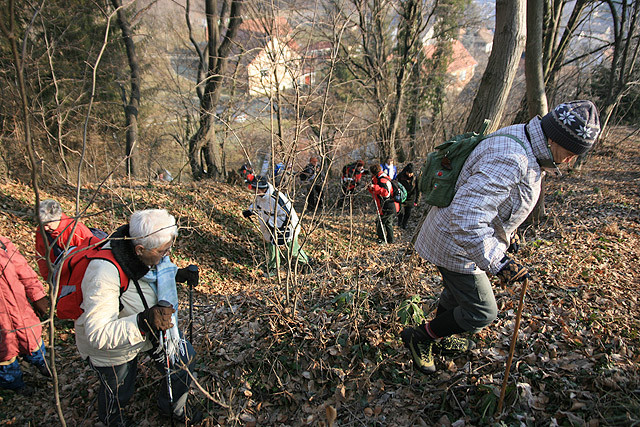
left=0, top=126, right=639, bottom=426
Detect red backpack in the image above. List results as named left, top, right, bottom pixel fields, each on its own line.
left=55, top=237, right=128, bottom=320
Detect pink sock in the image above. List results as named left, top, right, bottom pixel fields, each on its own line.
left=424, top=322, right=440, bottom=339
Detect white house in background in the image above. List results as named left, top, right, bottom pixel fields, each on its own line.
left=237, top=17, right=303, bottom=97
left=246, top=37, right=302, bottom=97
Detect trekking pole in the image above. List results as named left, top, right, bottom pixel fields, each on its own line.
left=186, top=265, right=199, bottom=343
left=157, top=300, right=175, bottom=427
left=372, top=197, right=388, bottom=244
left=497, top=277, right=530, bottom=414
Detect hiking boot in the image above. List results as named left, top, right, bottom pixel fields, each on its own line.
left=13, top=385, right=35, bottom=396
left=400, top=325, right=435, bottom=374
left=169, top=405, right=204, bottom=426
left=37, top=364, right=52, bottom=378
left=262, top=269, right=277, bottom=278
left=298, top=263, right=312, bottom=274
left=434, top=336, right=476, bottom=355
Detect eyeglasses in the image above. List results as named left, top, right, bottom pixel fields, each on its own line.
left=158, top=245, right=172, bottom=257
left=151, top=238, right=175, bottom=257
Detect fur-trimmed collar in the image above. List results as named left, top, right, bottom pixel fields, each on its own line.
left=110, top=224, right=149, bottom=281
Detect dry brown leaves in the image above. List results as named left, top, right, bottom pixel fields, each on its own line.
left=1, top=127, right=639, bottom=426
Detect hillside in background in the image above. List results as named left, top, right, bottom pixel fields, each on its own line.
left=0, top=127, right=639, bottom=425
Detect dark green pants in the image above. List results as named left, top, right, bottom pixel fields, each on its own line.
left=376, top=212, right=396, bottom=243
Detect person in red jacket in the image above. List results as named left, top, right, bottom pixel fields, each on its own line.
left=0, top=236, right=50, bottom=396
left=35, top=199, right=95, bottom=281
left=337, top=160, right=368, bottom=209
left=368, top=164, right=400, bottom=244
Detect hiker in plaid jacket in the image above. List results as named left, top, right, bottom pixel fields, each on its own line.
left=402, top=101, right=601, bottom=374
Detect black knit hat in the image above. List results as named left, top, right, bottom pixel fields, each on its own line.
left=540, top=100, right=600, bottom=155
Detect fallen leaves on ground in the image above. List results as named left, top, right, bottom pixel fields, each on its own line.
left=0, top=127, right=639, bottom=426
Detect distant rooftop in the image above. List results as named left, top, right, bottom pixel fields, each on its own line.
left=423, top=40, right=477, bottom=74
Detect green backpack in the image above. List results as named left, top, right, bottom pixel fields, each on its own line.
left=419, top=120, right=525, bottom=207
left=391, top=179, right=407, bottom=203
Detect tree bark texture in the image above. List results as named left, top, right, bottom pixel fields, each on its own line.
left=465, top=0, right=526, bottom=133
left=525, top=0, right=548, bottom=119
left=543, top=0, right=588, bottom=102
left=188, top=0, right=243, bottom=180
left=111, top=0, right=140, bottom=178
left=574, top=0, right=639, bottom=169
left=525, top=0, right=549, bottom=224
left=515, top=0, right=589, bottom=122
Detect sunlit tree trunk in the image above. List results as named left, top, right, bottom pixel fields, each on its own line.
left=525, top=0, right=549, bottom=224
left=465, top=0, right=526, bottom=132
left=111, top=0, right=140, bottom=178
left=188, top=0, right=243, bottom=180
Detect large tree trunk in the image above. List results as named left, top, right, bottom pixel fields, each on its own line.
left=111, top=0, right=140, bottom=178
left=525, top=0, right=549, bottom=224
left=515, top=0, right=589, bottom=122
left=188, top=0, right=243, bottom=180
left=543, top=0, right=589, bottom=101
left=465, top=0, right=526, bottom=133
left=525, top=0, right=548, bottom=118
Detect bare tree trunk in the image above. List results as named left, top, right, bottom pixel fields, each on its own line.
left=525, top=0, right=548, bottom=118
left=188, top=0, right=243, bottom=180
left=525, top=0, right=549, bottom=224
left=575, top=0, right=639, bottom=170
left=338, top=0, right=426, bottom=163
left=111, top=0, right=140, bottom=178
left=465, top=0, right=526, bottom=133
left=543, top=0, right=590, bottom=101
left=515, top=0, right=589, bottom=122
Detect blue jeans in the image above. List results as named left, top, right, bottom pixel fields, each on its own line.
left=88, top=338, right=196, bottom=426
left=0, top=341, right=47, bottom=390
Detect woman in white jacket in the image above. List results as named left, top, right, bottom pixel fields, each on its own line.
left=75, top=209, right=199, bottom=425
left=243, top=176, right=310, bottom=277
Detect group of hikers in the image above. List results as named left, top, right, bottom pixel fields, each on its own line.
left=259, top=153, right=421, bottom=246
left=0, top=100, right=601, bottom=425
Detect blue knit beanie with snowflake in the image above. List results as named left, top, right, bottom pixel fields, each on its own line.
left=540, top=100, right=601, bottom=155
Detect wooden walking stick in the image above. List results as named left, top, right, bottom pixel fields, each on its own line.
left=497, top=277, right=530, bottom=414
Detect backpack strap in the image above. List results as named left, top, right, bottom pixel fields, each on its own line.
left=132, top=279, right=150, bottom=311
left=87, top=248, right=149, bottom=313
left=85, top=250, right=129, bottom=286
left=45, top=230, right=65, bottom=260
left=377, top=174, right=394, bottom=199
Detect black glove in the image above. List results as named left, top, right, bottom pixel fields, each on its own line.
left=137, top=303, right=175, bottom=335
left=175, top=265, right=199, bottom=285
left=242, top=209, right=254, bottom=218
left=507, top=233, right=521, bottom=254
left=496, top=256, right=530, bottom=284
